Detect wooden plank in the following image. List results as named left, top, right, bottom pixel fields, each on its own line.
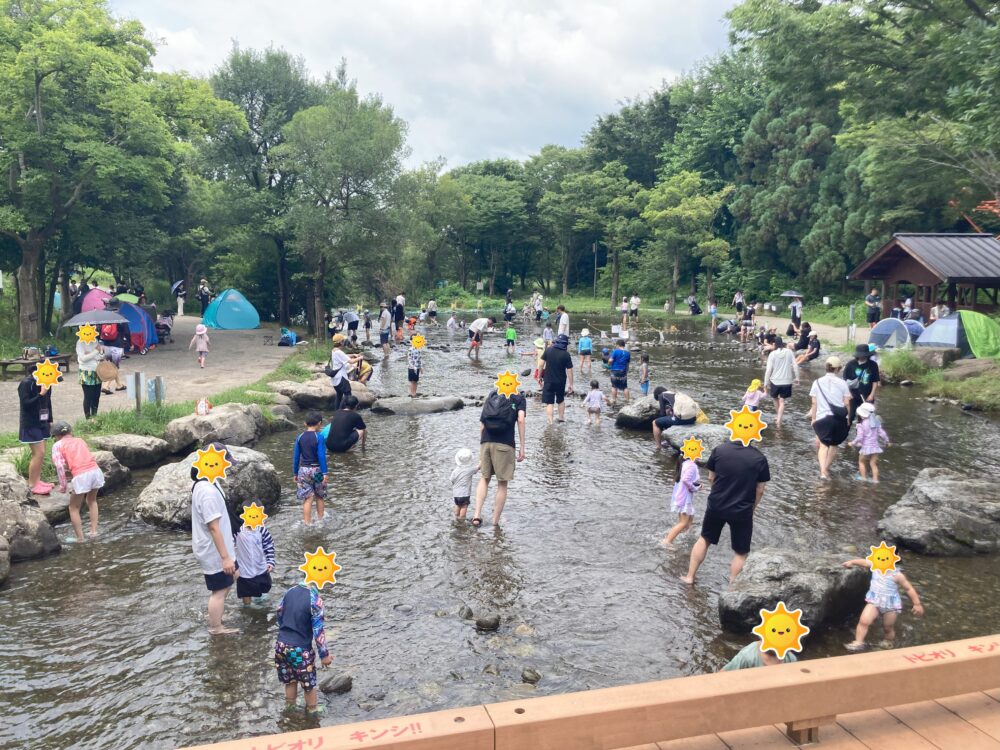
left=985, top=688, right=1000, bottom=703
left=887, top=699, right=1000, bottom=749
left=838, top=707, right=938, bottom=749
left=794, top=722, right=871, bottom=749
left=716, top=725, right=792, bottom=749
left=656, top=735, right=728, bottom=750
left=937, top=693, right=1000, bottom=742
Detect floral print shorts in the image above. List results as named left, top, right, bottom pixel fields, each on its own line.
left=274, top=640, right=317, bottom=689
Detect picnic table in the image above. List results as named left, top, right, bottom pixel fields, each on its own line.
left=0, top=354, right=72, bottom=381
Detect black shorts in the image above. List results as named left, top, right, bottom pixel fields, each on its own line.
left=395, top=320, right=404, bottom=331
left=408, top=368, right=420, bottom=382
left=327, top=429, right=359, bottom=453
left=813, top=414, right=850, bottom=446
left=535, top=311, right=542, bottom=321
left=19, top=423, right=50, bottom=444
left=428, top=310, right=437, bottom=318
left=348, top=321, right=359, bottom=332
left=654, top=415, right=696, bottom=431
left=610, top=373, right=628, bottom=390
left=629, top=309, right=638, bottom=317
left=236, top=571, right=272, bottom=599
left=700, top=510, right=753, bottom=555
left=579, top=350, right=592, bottom=356
left=735, top=302, right=744, bottom=313
left=468, top=330, right=481, bottom=343
left=542, top=382, right=566, bottom=404
left=769, top=383, right=792, bottom=400
left=866, top=309, right=880, bottom=323
left=454, top=496, right=470, bottom=507
left=204, top=570, right=234, bottom=592
left=380, top=331, right=390, bottom=344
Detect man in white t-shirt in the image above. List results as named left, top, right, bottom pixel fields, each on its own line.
left=191, top=445, right=238, bottom=635
left=467, top=316, right=495, bottom=360
left=378, top=301, right=392, bottom=356
left=629, top=294, right=641, bottom=319
left=556, top=304, right=570, bottom=337
left=426, top=298, right=438, bottom=326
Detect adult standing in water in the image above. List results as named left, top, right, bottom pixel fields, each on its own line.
left=393, top=292, right=406, bottom=342
left=328, top=334, right=360, bottom=411
left=378, top=301, right=392, bottom=356
left=467, top=316, right=495, bottom=360
left=197, top=278, right=212, bottom=315
left=540, top=333, right=574, bottom=424
left=842, top=344, right=880, bottom=424
left=809, top=356, right=852, bottom=480
left=763, top=337, right=799, bottom=427
left=472, top=384, right=526, bottom=527
left=555, top=304, right=570, bottom=338
left=18, top=372, right=54, bottom=495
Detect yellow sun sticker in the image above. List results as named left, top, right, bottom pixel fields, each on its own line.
left=76, top=324, right=98, bottom=344
left=32, top=359, right=62, bottom=389
left=752, top=601, right=810, bottom=659
left=299, top=546, right=342, bottom=589
left=410, top=334, right=426, bottom=349
left=866, top=541, right=900, bottom=574
left=239, top=502, right=268, bottom=530
left=494, top=370, right=521, bottom=398
left=192, top=445, right=232, bottom=484
left=724, top=405, right=767, bottom=447
left=680, top=437, right=704, bottom=461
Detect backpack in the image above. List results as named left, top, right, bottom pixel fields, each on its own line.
left=481, top=392, right=517, bottom=432
left=101, top=323, right=118, bottom=340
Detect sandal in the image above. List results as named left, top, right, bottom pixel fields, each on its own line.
left=471, top=517, right=482, bottom=527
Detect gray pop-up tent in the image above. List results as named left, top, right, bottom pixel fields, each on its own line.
left=915, top=311, right=1000, bottom=359
left=868, top=317, right=910, bottom=349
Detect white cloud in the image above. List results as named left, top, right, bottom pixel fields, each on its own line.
left=111, top=0, right=736, bottom=167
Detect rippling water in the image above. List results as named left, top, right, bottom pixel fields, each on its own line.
left=2, top=315, right=999, bottom=749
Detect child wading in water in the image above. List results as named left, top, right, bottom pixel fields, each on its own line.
left=407, top=339, right=422, bottom=397
left=293, top=412, right=328, bottom=524
left=505, top=322, right=517, bottom=354
left=742, top=379, right=765, bottom=411
left=235, top=508, right=275, bottom=606
left=850, top=403, right=890, bottom=483
left=449, top=448, right=480, bottom=520
left=662, top=451, right=700, bottom=545
left=189, top=323, right=210, bottom=368
left=51, top=421, right=105, bottom=542
left=578, top=328, right=593, bottom=372
left=582, top=380, right=606, bottom=425
left=275, top=581, right=331, bottom=715
left=639, top=353, right=651, bottom=395
left=842, top=551, right=923, bottom=651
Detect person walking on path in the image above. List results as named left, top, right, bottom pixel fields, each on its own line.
left=763, top=337, right=799, bottom=426
left=809, top=356, right=852, bottom=480
left=843, top=344, right=880, bottom=424
left=680, top=436, right=770, bottom=586
left=189, top=324, right=210, bottom=369
left=732, top=290, right=745, bottom=314
left=540, top=333, right=574, bottom=424
left=18, top=373, right=53, bottom=495
left=76, top=335, right=104, bottom=419
left=51, top=421, right=104, bottom=543
left=378, top=301, right=392, bottom=356
left=471, top=387, right=526, bottom=528
left=191, top=443, right=238, bottom=635
left=788, top=297, right=803, bottom=329
left=197, top=279, right=212, bottom=315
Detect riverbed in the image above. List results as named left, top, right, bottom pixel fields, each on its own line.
left=2, top=315, right=998, bottom=749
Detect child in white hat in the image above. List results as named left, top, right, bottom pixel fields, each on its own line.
left=190, top=323, right=210, bottom=368
left=449, top=448, right=480, bottom=520
left=850, top=402, right=890, bottom=483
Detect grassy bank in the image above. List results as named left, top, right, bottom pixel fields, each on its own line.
left=870, top=349, right=1000, bottom=411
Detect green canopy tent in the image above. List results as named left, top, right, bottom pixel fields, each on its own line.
left=915, top=310, right=1000, bottom=359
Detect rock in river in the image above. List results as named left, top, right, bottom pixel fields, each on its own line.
left=320, top=674, right=353, bottom=694
left=0, top=535, right=9, bottom=586
left=371, top=396, right=464, bottom=416
left=521, top=668, right=542, bottom=684
left=163, top=403, right=269, bottom=454
left=0, top=499, right=60, bottom=562
left=268, top=378, right=377, bottom=410
left=663, top=424, right=732, bottom=465
left=476, top=613, right=501, bottom=632
left=877, top=468, right=1000, bottom=555
left=134, top=446, right=280, bottom=529
left=718, top=548, right=868, bottom=632
left=614, top=396, right=659, bottom=429
left=90, top=434, right=170, bottom=468
left=94, top=451, right=130, bottom=494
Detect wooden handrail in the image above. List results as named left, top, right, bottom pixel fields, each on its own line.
left=181, top=634, right=1000, bottom=750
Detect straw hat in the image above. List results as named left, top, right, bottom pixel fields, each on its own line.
left=534, top=338, right=545, bottom=348
left=331, top=333, right=346, bottom=345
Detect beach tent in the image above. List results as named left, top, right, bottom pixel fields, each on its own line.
left=203, top=288, right=260, bottom=330
left=868, top=317, right=910, bottom=349
left=118, top=301, right=158, bottom=352
left=915, top=311, right=1000, bottom=359
left=81, top=288, right=113, bottom=312
left=903, top=318, right=925, bottom=342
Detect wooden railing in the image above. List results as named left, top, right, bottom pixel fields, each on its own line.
left=182, top=634, right=1000, bottom=750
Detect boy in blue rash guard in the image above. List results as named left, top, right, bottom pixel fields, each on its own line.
left=608, top=338, right=631, bottom=404
left=275, top=582, right=332, bottom=714
left=293, top=412, right=328, bottom=525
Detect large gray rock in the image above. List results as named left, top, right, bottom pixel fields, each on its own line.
left=30, top=452, right=128, bottom=524
left=268, top=404, right=299, bottom=432
left=614, top=396, right=659, bottom=429
left=371, top=396, right=464, bottom=416
left=94, top=451, right=130, bottom=495
left=269, top=378, right=376, bottom=410
left=90, top=434, right=170, bottom=468
left=718, top=548, right=868, bottom=632
left=0, top=460, right=30, bottom=504
left=0, top=497, right=60, bottom=561
left=877, top=468, right=1000, bottom=555
left=163, top=403, right=268, bottom=454
left=664, top=424, right=733, bottom=465
left=134, top=446, right=281, bottom=529
left=0, top=536, right=9, bottom=586
left=911, top=348, right=960, bottom=370
left=33, top=492, right=70, bottom=524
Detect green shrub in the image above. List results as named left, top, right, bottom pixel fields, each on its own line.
left=878, top=350, right=928, bottom=382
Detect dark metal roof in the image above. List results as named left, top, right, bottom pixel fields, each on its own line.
left=848, top=233, right=1000, bottom=282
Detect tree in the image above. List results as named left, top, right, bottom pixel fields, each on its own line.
left=530, top=145, right=588, bottom=295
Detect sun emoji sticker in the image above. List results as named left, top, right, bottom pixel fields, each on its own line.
left=192, top=445, right=232, bottom=484
left=32, top=359, right=62, bottom=389
left=866, top=541, right=900, bottom=574
left=299, top=546, right=342, bottom=589
left=410, top=334, right=426, bottom=349
left=76, top=324, right=98, bottom=344
left=752, top=601, right=810, bottom=659
left=680, top=437, right=704, bottom=461
left=724, top=405, right=767, bottom=447
left=494, top=370, right=521, bottom=398
left=239, top=502, right=268, bottom=530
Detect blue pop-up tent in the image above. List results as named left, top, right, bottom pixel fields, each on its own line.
left=203, top=288, right=260, bottom=330
left=118, top=301, right=158, bottom=352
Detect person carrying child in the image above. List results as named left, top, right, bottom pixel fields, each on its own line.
left=842, top=545, right=923, bottom=651
left=235, top=505, right=275, bottom=606
left=583, top=380, right=606, bottom=425
left=51, top=421, right=105, bottom=543
left=449, top=448, right=480, bottom=520
left=639, top=353, right=651, bottom=396
left=293, top=412, right=328, bottom=525
left=577, top=328, right=593, bottom=372
left=275, top=580, right=331, bottom=715
left=505, top=322, right=517, bottom=354
left=742, top=379, right=764, bottom=411
left=850, top=402, right=890, bottom=483
left=189, top=324, right=210, bottom=369
left=662, top=450, right=701, bottom=546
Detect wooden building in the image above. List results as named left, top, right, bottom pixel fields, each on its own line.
left=848, top=233, right=1000, bottom=320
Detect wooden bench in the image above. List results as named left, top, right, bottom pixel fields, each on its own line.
left=0, top=354, right=71, bottom=381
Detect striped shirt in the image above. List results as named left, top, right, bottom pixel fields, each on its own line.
left=234, top=525, right=275, bottom=578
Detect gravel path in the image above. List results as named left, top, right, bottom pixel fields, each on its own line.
left=1, top=315, right=299, bottom=433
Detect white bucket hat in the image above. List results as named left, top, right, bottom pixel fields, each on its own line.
left=455, top=448, right=473, bottom=466
left=581, top=328, right=590, bottom=337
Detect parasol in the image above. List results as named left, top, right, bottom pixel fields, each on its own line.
left=61, top=310, right=128, bottom=328
left=780, top=290, right=804, bottom=298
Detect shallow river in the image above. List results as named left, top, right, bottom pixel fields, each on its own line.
left=2, top=315, right=999, bottom=749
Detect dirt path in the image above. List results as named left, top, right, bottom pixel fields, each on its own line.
left=1, top=315, right=298, bottom=433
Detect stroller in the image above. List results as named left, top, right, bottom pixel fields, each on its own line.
left=155, top=312, right=175, bottom=343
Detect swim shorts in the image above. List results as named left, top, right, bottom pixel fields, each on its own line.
left=275, top=641, right=317, bottom=689
left=296, top=466, right=326, bottom=502
left=700, top=510, right=753, bottom=555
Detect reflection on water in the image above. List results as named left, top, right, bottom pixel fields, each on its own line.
left=2, top=316, right=999, bottom=749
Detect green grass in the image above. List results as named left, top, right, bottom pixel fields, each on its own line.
left=922, top=369, right=1000, bottom=411
left=876, top=350, right=929, bottom=383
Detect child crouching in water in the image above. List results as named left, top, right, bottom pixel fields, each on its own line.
left=51, top=421, right=105, bottom=543
left=850, top=403, right=890, bottom=483
left=235, top=507, right=275, bottom=606
left=275, top=581, right=331, bottom=715
left=742, top=379, right=764, bottom=411
left=449, top=448, right=480, bottom=520
left=662, top=451, right=700, bottom=546
left=842, top=550, right=923, bottom=651
left=583, top=380, right=606, bottom=425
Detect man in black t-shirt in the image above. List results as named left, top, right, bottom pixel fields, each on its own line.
left=472, top=390, right=526, bottom=528
left=681, top=438, right=770, bottom=586
left=842, top=344, right=880, bottom=423
left=324, top=396, right=367, bottom=453
left=540, top=334, right=574, bottom=424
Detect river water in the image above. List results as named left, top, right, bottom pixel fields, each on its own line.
left=2, top=315, right=999, bottom=749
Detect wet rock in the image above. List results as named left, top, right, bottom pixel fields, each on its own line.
left=320, top=674, right=353, bottom=694
left=614, top=396, right=659, bottom=429
left=482, top=664, right=500, bottom=675
left=371, top=396, right=464, bottom=416
left=394, top=603, right=413, bottom=613
left=718, top=548, right=868, bottom=632
left=90, top=434, right=170, bottom=468
left=269, top=378, right=376, bottom=410
left=899, top=380, right=913, bottom=387
left=368, top=691, right=386, bottom=702
left=0, top=459, right=31, bottom=503
left=520, top=368, right=531, bottom=377
left=163, top=403, right=269, bottom=454
left=476, top=613, right=501, bottom=631
left=33, top=492, right=70, bottom=524
left=434, top=609, right=448, bottom=617
left=94, top=451, right=130, bottom=495
left=663, top=425, right=732, bottom=465
left=0, top=535, right=9, bottom=586
left=134, top=446, right=281, bottom=530
left=0, top=497, right=60, bottom=562
left=521, top=668, right=542, bottom=684
left=513, top=623, right=534, bottom=637
left=267, top=404, right=298, bottom=432
left=458, top=605, right=474, bottom=620
left=877, top=468, right=1000, bottom=555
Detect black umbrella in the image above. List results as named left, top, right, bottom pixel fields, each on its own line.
left=61, top=310, right=128, bottom=328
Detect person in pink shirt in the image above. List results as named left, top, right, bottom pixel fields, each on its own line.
left=850, top=403, right=891, bottom=483
left=741, top=379, right=765, bottom=410
left=50, top=421, right=105, bottom=542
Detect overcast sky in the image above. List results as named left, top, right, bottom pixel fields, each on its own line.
left=110, top=0, right=737, bottom=167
